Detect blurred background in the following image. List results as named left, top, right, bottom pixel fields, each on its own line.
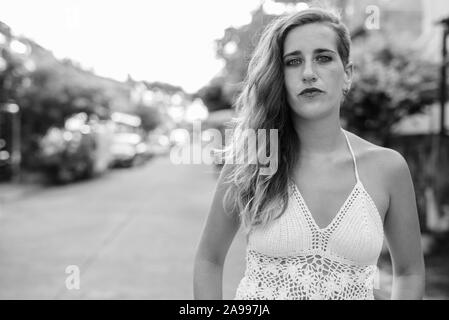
left=0, top=0, right=448, bottom=299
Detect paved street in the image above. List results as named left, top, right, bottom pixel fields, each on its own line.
left=0, top=155, right=247, bottom=299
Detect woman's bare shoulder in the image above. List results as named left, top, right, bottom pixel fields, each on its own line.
left=345, top=131, right=410, bottom=183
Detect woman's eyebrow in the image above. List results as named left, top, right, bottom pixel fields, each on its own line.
left=314, top=48, right=337, bottom=55
left=283, top=48, right=336, bottom=59
left=283, top=50, right=302, bottom=59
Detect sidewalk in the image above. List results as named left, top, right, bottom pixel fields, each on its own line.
left=0, top=172, right=46, bottom=203
left=0, top=182, right=42, bottom=203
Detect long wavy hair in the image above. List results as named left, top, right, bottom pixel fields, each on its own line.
left=220, top=7, right=352, bottom=236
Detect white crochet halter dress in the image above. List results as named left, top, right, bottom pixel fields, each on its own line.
left=235, top=130, right=384, bottom=300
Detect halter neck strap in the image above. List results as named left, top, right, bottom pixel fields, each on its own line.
left=342, top=130, right=360, bottom=183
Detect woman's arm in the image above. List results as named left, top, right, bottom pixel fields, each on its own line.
left=193, top=164, right=241, bottom=300
left=383, top=149, right=425, bottom=300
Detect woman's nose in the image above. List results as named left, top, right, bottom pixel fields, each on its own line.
left=302, top=60, right=317, bottom=83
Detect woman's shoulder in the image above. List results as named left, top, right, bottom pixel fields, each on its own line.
left=346, top=131, right=406, bottom=164
left=345, top=130, right=411, bottom=184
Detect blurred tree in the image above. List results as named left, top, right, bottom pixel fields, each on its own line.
left=342, top=36, right=443, bottom=234
left=196, top=5, right=279, bottom=111
left=196, top=77, right=233, bottom=112
left=214, top=6, right=277, bottom=99
left=0, top=23, right=30, bottom=104
left=9, top=38, right=136, bottom=169
left=2, top=20, right=187, bottom=174
left=144, top=81, right=184, bottom=96
left=19, top=58, right=112, bottom=134
left=342, top=36, right=439, bottom=145
left=135, top=104, right=163, bottom=132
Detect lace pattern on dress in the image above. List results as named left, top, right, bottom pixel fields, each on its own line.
left=235, top=250, right=378, bottom=300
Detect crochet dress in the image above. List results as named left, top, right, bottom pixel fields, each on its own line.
left=235, top=130, right=384, bottom=300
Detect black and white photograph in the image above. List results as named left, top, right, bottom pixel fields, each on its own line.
left=0, top=0, right=448, bottom=302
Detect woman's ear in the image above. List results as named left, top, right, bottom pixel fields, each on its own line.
left=343, top=61, right=353, bottom=89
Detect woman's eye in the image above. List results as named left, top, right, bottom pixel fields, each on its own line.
left=316, top=55, right=332, bottom=63
left=286, top=58, right=302, bottom=66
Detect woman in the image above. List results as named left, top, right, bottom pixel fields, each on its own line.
left=193, top=7, right=425, bottom=300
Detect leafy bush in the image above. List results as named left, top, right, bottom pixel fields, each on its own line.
left=342, top=36, right=439, bottom=145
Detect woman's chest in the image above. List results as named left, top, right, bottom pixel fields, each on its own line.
left=248, top=184, right=385, bottom=264
left=292, top=160, right=389, bottom=226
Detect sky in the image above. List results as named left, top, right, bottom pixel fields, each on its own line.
left=0, top=0, right=262, bottom=93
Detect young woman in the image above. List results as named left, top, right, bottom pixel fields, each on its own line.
left=193, top=7, right=425, bottom=300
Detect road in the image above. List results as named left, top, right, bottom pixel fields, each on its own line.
left=0, top=155, right=247, bottom=299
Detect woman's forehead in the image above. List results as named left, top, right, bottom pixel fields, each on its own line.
left=283, top=23, right=338, bottom=54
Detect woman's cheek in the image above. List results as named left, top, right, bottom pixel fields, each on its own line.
left=284, top=74, right=298, bottom=98
left=324, top=69, right=345, bottom=98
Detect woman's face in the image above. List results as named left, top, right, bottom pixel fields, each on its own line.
left=283, top=23, right=352, bottom=120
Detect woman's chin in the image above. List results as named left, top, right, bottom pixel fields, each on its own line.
left=290, top=102, right=335, bottom=120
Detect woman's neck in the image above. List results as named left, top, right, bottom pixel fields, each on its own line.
left=293, top=115, right=346, bottom=159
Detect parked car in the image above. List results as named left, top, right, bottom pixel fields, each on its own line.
left=146, top=132, right=170, bottom=157
left=39, top=113, right=114, bottom=183
left=110, top=132, right=147, bottom=167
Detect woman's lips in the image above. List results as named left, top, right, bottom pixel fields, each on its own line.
left=299, top=90, right=324, bottom=98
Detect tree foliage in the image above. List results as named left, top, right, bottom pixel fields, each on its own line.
left=1, top=23, right=175, bottom=169
left=196, top=77, right=233, bottom=112
left=196, top=6, right=277, bottom=111
left=135, top=104, right=163, bottom=132
left=342, top=36, right=439, bottom=144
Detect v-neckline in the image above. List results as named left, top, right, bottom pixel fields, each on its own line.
left=289, top=179, right=360, bottom=231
